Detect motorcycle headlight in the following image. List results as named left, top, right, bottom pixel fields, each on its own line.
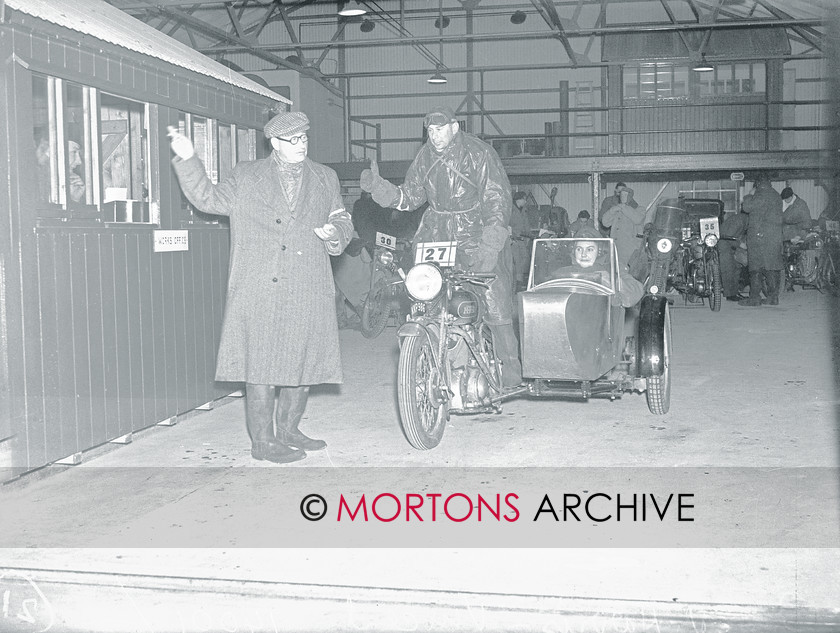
left=814, top=240, right=823, bottom=249
left=378, top=250, right=394, bottom=266
left=405, top=263, right=443, bottom=301
left=656, top=238, right=673, bottom=253
left=649, top=284, right=660, bottom=295
left=704, top=234, right=719, bottom=247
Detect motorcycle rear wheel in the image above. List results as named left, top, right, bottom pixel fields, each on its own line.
left=360, top=281, right=391, bottom=339
left=820, top=251, right=840, bottom=297
left=707, top=252, right=723, bottom=312
left=645, top=304, right=671, bottom=415
left=398, top=335, right=449, bottom=449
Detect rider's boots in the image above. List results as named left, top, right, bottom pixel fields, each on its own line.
left=489, top=323, right=523, bottom=389
left=246, top=383, right=306, bottom=463
left=763, top=270, right=781, bottom=305
left=739, top=271, right=764, bottom=307
left=275, top=386, right=326, bottom=451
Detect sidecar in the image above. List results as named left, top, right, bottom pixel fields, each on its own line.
left=517, top=237, right=671, bottom=414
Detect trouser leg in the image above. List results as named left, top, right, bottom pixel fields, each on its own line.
left=764, top=270, right=780, bottom=305
left=489, top=323, right=523, bottom=389
left=739, top=270, right=763, bottom=306
left=276, top=386, right=325, bottom=451
left=246, top=383, right=305, bottom=463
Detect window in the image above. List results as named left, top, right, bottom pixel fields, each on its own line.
left=623, top=64, right=690, bottom=102
left=697, top=63, right=765, bottom=97
left=100, top=93, right=151, bottom=222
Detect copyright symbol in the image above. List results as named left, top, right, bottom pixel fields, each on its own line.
left=300, top=494, right=327, bottom=521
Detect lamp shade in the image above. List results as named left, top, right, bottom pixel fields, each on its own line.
left=338, top=1, right=366, bottom=17
left=692, top=54, right=714, bottom=72
left=427, top=70, right=447, bottom=84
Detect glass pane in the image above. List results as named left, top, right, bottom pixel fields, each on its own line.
left=753, top=63, right=766, bottom=94
left=673, top=67, right=688, bottom=97
left=639, top=66, right=656, bottom=100
left=656, top=65, right=672, bottom=98
left=32, top=75, right=58, bottom=204
left=100, top=93, right=149, bottom=221
left=66, top=82, right=87, bottom=205
left=219, top=124, right=233, bottom=181
left=236, top=128, right=254, bottom=163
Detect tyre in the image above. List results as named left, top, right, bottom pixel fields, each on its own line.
left=645, top=304, right=671, bottom=414
left=820, top=251, right=840, bottom=297
left=397, top=334, right=449, bottom=449
left=360, top=281, right=391, bottom=339
left=707, top=251, right=722, bottom=311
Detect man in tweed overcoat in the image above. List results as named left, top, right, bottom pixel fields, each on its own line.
left=168, top=111, right=353, bottom=463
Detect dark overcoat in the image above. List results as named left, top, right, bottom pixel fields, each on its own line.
left=173, top=154, right=352, bottom=385
left=782, top=196, right=812, bottom=241
left=742, top=181, right=783, bottom=271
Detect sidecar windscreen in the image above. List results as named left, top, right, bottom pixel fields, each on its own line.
left=529, top=238, right=617, bottom=292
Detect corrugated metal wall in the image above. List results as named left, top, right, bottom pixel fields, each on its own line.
left=22, top=228, right=229, bottom=467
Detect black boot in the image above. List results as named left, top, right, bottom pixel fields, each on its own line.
left=275, top=386, right=326, bottom=451
left=739, top=271, right=763, bottom=306
left=246, top=383, right=305, bottom=463
left=762, top=270, right=780, bottom=305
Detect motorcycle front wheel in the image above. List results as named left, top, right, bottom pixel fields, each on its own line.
left=707, top=251, right=723, bottom=312
left=645, top=304, right=672, bottom=415
left=398, top=335, right=449, bottom=449
left=360, top=280, right=391, bottom=339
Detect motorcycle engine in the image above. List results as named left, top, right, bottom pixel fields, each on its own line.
left=449, top=360, right=494, bottom=410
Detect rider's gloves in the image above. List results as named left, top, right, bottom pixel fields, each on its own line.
left=360, top=158, right=399, bottom=207
left=471, top=225, right=510, bottom=273
left=314, top=223, right=338, bottom=242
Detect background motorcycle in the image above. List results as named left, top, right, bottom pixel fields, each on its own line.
left=397, top=256, right=503, bottom=450
left=360, top=232, right=410, bottom=338
left=785, top=224, right=839, bottom=296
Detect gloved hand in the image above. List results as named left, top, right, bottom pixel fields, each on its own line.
left=359, top=158, right=399, bottom=207
left=167, top=125, right=195, bottom=160
left=471, top=246, right=499, bottom=273
left=313, top=223, right=338, bottom=241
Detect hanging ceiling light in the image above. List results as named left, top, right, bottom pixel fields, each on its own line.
left=337, top=1, right=366, bottom=17
left=360, top=18, right=375, bottom=32
left=510, top=10, right=526, bottom=25
left=692, top=54, right=714, bottom=72
left=434, top=16, right=450, bottom=29
left=428, top=66, right=447, bottom=84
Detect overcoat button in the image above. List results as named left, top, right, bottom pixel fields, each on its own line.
left=281, top=245, right=287, bottom=250
left=272, top=277, right=278, bottom=282
left=276, top=218, right=282, bottom=224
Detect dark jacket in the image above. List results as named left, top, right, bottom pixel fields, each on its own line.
left=173, top=154, right=353, bottom=385
left=742, top=181, right=783, bottom=270
left=782, top=196, right=812, bottom=241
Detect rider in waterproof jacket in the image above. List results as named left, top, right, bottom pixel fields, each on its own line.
left=359, top=105, right=521, bottom=388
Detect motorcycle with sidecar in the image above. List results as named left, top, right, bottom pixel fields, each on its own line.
left=396, top=237, right=672, bottom=450
left=784, top=222, right=840, bottom=296
left=360, top=231, right=410, bottom=338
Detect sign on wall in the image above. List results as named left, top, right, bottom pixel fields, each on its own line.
left=153, top=230, right=189, bottom=253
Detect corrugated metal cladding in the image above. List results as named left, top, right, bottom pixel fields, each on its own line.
left=4, top=0, right=290, bottom=104
left=26, top=229, right=230, bottom=467
left=602, top=29, right=791, bottom=62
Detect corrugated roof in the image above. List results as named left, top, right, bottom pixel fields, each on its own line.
left=3, top=0, right=292, bottom=105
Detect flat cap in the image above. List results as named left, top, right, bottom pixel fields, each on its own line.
left=424, top=106, right=456, bottom=128
left=264, top=111, right=310, bottom=139
left=571, top=226, right=603, bottom=239
left=781, top=187, right=794, bottom=200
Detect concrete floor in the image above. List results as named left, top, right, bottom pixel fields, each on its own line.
left=1, top=290, right=838, bottom=630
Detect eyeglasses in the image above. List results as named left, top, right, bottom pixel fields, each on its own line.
left=278, top=133, right=308, bottom=145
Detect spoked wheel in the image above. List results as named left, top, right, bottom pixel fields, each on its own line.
left=645, top=304, right=671, bottom=414
left=397, top=335, right=449, bottom=449
left=707, top=251, right=723, bottom=312
left=360, top=281, right=391, bottom=339
left=819, top=251, right=840, bottom=297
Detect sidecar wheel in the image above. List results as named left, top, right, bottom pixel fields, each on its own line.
left=398, top=335, right=449, bottom=449
left=645, top=304, right=671, bottom=414
left=708, top=253, right=722, bottom=312
left=361, top=281, right=391, bottom=339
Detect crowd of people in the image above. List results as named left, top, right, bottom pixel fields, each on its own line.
left=166, top=105, right=821, bottom=464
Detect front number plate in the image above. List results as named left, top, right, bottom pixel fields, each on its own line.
left=415, top=241, right=457, bottom=267
left=699, top=217, right=720, bottom=239
left=375, top=231, right=397, bottom=250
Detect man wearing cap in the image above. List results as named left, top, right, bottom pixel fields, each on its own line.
left=781, top=187, right=812, bottom=241
left=167, top=111, right=353, bottom=464
left=739, top=175, right=783, bottom=306
left=359, top=106, right=522, bottom=388
left=601, top=184, right=646, bottom=269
